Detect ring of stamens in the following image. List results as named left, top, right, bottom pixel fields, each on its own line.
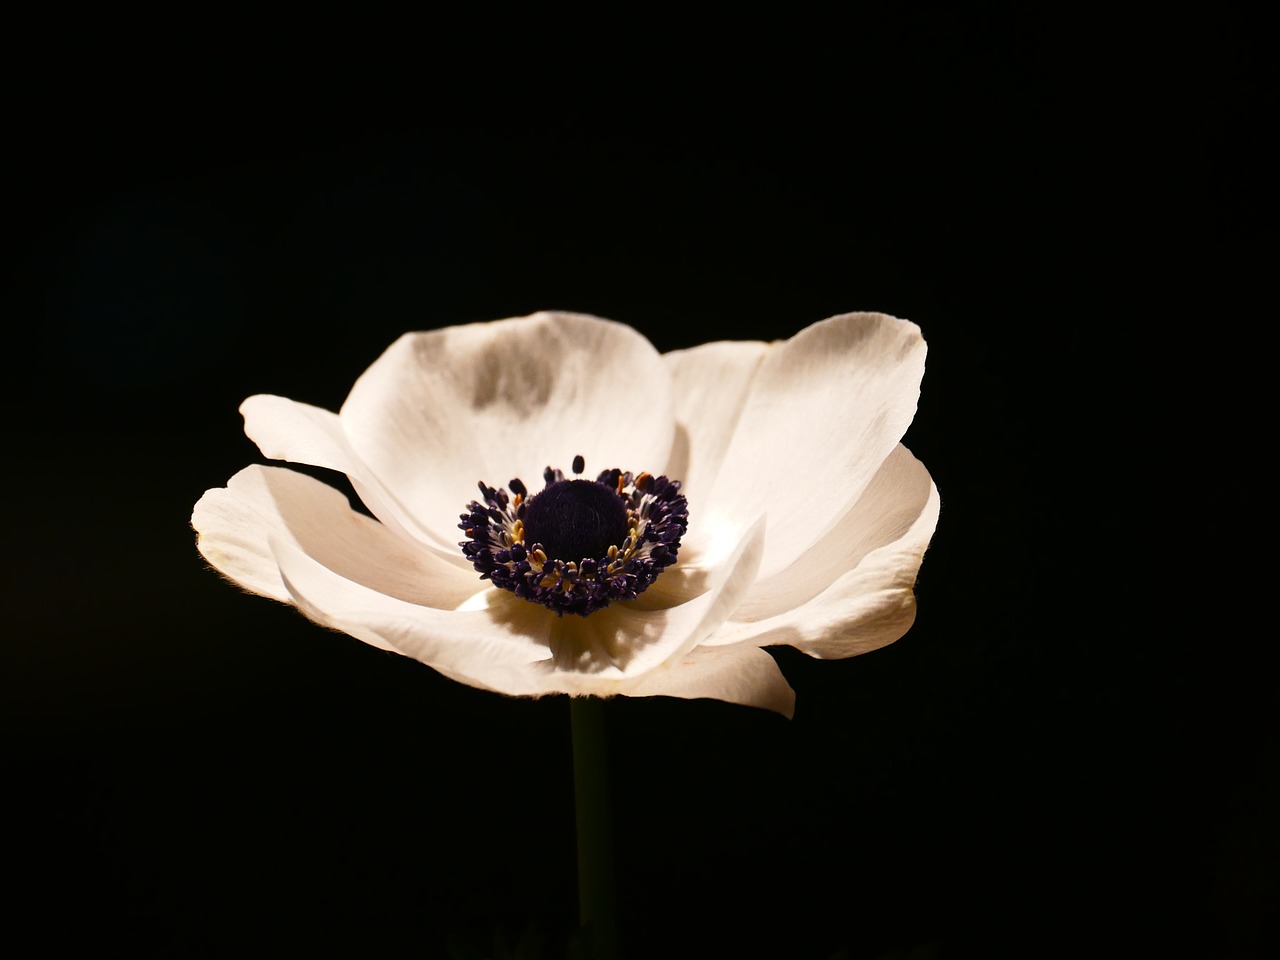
left=459, top=455, right=688, bottom=617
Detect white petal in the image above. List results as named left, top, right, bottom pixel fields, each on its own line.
left=272, top=536, right=555, bottom=678
left=192, top=465, right=483, bottom=611
left=264, top=513, right=767, bottom=699
left=338, top=312, right=676, bottom=549
left=659, top=339, right=771, bottom=572
left=239, top=394, right=461, bottom=561
left=727, top=444, right=937, bottom=622
left=662, top=339, right=769, bottom=503
left=611, top=643, right=796, bottom=717
left=705, top=312, right=926, bottom=579
left=706, top=455, right=940, bottom=658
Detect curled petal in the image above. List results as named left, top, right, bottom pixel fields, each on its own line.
left=272, top=536, right=555, bottom=679
left=705, top=313, right=926, bottom=580
left=611, top=643, right=796, bottom=718
left=707, top=457, right=941, bottom=658
left=339, top=312, right=677, bottom=549
left=192, top=465, right=484, bottom=610
left=240, top=394, right=461, bottom=561
left=729, top=444, right=937, bottom=622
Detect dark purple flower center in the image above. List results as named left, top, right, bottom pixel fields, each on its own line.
left=522, top=479, right=630, bottom=563
left=458, top=457, right=689, bottom=617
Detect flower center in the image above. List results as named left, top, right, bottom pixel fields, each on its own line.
left=458, top=456, right=688, bottom=617
left=522, top=479, right=630, bottom=564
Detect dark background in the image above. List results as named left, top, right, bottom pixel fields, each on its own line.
left=4, top=8, right=1271, bottom=959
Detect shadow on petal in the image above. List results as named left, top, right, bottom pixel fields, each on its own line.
left=545, top=607, right=670, bottom=674
left=661, top=421, right=693, bottom=498
left=505, top=517, right=768, bottom=683
left=617, top=562, right=713, bottom=612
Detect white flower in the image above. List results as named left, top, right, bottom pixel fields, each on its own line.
left=191, top=311, right=939, bottom=717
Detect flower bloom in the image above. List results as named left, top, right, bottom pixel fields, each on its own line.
left=191, top=312, right=939, bottom=717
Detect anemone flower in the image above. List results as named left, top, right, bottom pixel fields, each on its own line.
left=192, top=311, right=939, bottom=719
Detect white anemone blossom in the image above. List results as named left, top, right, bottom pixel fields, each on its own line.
left=192, top=312, right=939, bottom=717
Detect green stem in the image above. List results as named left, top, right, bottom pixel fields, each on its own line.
left=571, top=695, right=618, bottom=959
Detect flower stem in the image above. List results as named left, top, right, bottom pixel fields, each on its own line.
left=571, top=695, right=618, bottom=959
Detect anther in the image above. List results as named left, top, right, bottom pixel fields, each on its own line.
left=572, top=454, right=585, bottom=475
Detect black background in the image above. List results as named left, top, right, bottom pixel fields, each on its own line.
left=4, top=8, right=1271, bottom=959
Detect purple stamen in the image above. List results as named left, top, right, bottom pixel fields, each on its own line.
left=458, top=456, right=689, bottom=617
